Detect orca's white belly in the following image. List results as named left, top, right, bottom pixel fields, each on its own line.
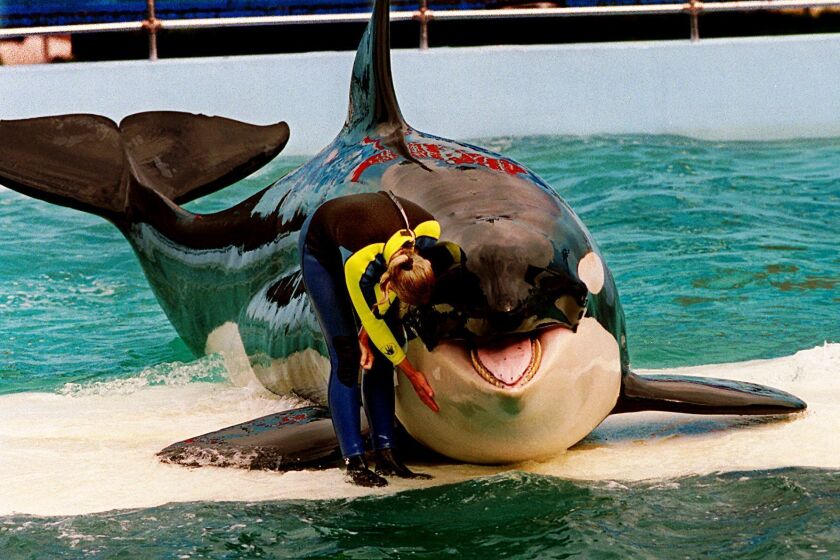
left=206, top=321, right=330, bottom=403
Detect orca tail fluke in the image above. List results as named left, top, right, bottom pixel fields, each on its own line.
left=612, top=371, right=807, bottom=415
left=0, top=112, right=289, bottom=226
left=0, top=114, right=129, bottom=222
left=121, top=111, right=289, bottom=206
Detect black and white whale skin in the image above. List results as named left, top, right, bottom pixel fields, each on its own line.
left=0, top=0, right=805, bottom=468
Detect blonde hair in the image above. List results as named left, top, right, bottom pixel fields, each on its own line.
left=377, top=247, right=435, bottom=309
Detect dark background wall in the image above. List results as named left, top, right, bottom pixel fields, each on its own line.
left=2, top=1, right=840, bottom=61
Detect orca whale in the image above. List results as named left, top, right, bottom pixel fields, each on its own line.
left=0, top=0, right=805, bottom=468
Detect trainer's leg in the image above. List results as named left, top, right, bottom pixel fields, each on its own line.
left=362, top=347, right=396, bottom=451
left=299, top=249, right=365, bottom=459
left=298, top=235, right=387, bottom=487
left=361, top=321, right=432, bottom=480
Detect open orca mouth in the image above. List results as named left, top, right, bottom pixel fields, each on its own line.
left=469, top=336, right=543, bottom=388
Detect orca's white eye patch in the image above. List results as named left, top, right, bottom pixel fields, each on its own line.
left=578, top=252, right=604, bottom=294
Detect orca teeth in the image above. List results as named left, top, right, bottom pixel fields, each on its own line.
left=469, top=338, right=542, bottom=389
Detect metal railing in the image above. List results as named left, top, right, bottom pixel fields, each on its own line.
left=1, top=0, right=839, bottom=59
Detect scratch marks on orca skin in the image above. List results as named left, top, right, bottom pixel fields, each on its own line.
left=250, top=138, right=365, bottom=220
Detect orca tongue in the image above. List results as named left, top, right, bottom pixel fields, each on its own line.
left=471, top=337, right=541, bottom=387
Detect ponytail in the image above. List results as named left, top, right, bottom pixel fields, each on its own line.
left=374, top=192, right=435, bottom=311
left=375, top=246, right=435, bottom=311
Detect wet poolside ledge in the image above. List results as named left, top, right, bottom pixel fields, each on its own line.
left=2, top=33, right=840, bottom=155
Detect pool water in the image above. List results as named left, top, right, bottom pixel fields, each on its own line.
left=1, top=135, right=838, bottom=558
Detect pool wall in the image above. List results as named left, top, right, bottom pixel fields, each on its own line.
left=2, top=33, right=840, bottom=155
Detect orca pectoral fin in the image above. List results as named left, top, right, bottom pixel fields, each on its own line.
left=120, top=111, right=290, bottom=205
left=0, top=114, right=128, bottom=220
left=612, top=372, right=807, bottom=415
left=157, top=406, right=343, bottom=471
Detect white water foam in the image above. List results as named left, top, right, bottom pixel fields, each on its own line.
left=1, top=343, right=837, bottom=516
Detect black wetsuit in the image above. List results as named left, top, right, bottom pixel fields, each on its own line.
left=298, top=192, right=450, bottom=459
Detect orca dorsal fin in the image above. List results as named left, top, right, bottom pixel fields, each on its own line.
left=345, top=0, right=406, bottom=133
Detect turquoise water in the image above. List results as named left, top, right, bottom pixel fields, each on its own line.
left=3, top=470, right=840, bottom=559
left=1, top=135, right=839, bottom=557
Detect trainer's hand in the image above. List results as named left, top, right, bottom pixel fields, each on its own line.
left=358, top=328, right=374, bottom=370
left=397, top=358, right=439, bottom=413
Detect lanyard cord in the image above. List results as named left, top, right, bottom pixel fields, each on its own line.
left=374, top=191, right=416, bottom=314
left=385, top=190, right=412, bottom=234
